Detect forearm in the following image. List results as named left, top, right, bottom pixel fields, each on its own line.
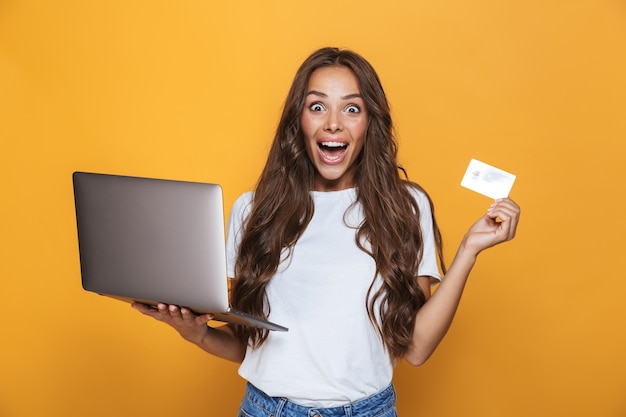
left=405, top=246, right=478, bottom=365
left=187, top=324, right=247, bottom=363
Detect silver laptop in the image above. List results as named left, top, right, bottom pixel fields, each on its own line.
left=72, top=171, right=287, bottom=332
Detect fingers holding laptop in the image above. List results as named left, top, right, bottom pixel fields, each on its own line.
left=132, top=302, right=213, bottom=323
left=132, top=302, right=214, bottom=343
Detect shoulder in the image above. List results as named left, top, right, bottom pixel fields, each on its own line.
left=229, top=191, right=255, bottom=224
left=403, top=181, right=434, bottom=214
left=232, top=191, right=254, bottom=211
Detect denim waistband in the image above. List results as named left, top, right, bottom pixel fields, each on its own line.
left=243, top=382, right=396, bottom=417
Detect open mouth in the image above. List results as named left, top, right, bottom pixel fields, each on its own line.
left=318, top=141, right=348, bottom=162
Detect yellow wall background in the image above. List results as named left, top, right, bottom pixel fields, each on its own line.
left=1, top=1, right=625, bottom=416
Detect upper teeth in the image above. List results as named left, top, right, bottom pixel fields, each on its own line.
left=321, top=141, right=345, bottom=148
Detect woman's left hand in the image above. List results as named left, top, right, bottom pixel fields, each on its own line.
left=462, top=198, right=521, bottom=256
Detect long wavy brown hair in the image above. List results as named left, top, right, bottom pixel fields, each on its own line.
left=230, top=47, right=446, bottom=359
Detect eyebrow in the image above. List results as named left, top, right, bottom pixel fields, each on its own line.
left=305, top=90, right=363, bottom=100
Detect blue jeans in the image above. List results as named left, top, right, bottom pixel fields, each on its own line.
left=238, top=383, right=398, bottom=417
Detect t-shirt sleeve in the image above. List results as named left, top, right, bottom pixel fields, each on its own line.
left=409, top=187, right=443, bottom=283
left=225, top=191, right=254, bottom=278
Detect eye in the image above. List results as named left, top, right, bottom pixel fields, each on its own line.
left=309, top=102, right=325, bottom=112
left=345, top=104, right=361, bottom=113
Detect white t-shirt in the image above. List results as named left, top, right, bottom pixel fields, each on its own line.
left=226, top=187, right=441, bottom=407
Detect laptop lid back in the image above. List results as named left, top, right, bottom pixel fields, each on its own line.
left=72, top=172, right=229, bottom=313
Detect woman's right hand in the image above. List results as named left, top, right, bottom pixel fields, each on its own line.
left=132, top=302, right=246, bottom=363
left=131, top=302, right=214, bottom=346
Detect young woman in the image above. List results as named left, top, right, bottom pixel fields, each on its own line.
left=133, top=47, right=520, bottom=416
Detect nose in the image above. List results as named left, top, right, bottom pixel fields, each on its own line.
left=324, top=109, right=342, bottom=132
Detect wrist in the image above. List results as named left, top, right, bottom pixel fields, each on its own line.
left=181, top=325, right=210, bottom=346
left=455, top=241, right=480, bottom=264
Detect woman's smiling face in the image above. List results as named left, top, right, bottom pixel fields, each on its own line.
left=301, top=66, right=369, bottom=191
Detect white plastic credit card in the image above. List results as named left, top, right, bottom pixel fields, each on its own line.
left=460, top=159, right=516, bottom=199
